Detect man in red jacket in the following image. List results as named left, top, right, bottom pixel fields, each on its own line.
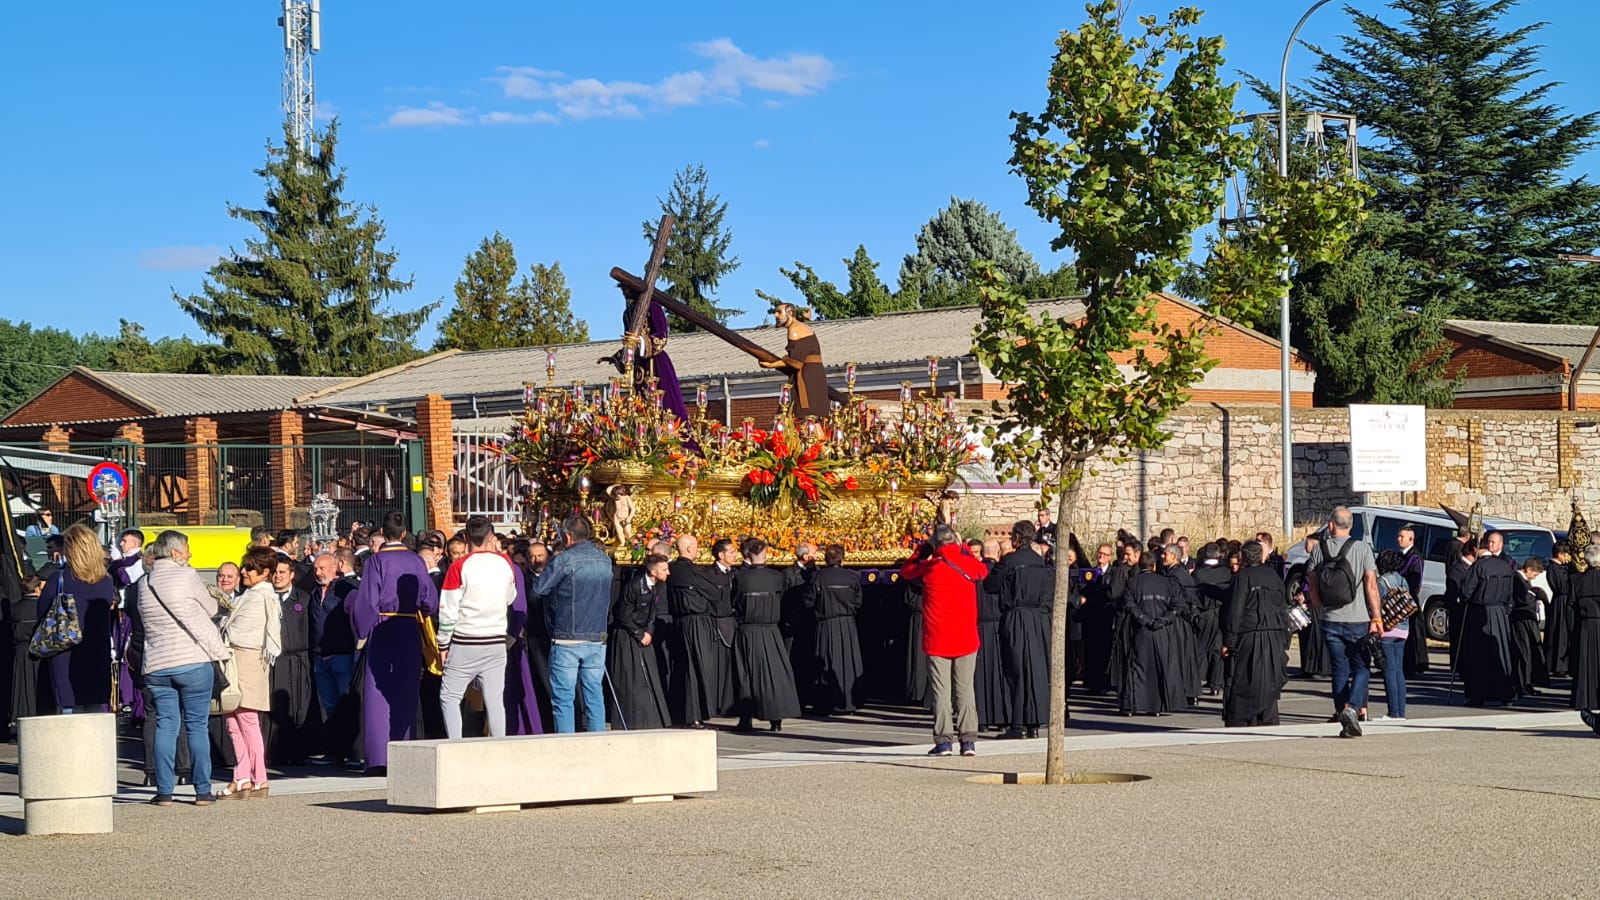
left=900, top=523, right=988, bottom=757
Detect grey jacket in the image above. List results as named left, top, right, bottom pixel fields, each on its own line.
left=136, top=558, right=230, bottom=675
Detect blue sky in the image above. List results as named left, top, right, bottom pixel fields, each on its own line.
left=2, top=0, right=1596, bottom=346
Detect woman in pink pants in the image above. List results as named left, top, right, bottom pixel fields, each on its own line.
left=220, top=547, right=282, bottom=799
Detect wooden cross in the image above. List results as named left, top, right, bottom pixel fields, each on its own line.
left=611, top=262, right=849, bottom=406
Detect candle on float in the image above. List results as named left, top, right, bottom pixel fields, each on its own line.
left=900, top=382, right=913, bottom=403
left=696, top=384, right=708, bottom=409
left=536, top=395, right=548, bottom=415
left=845, top=362, right=857, bottom=388
left=889, top=477, right=899, bottom=493
left=573, top=380, right=585, bottom=402
left=688, top=475, right=698, bottom=492
left=928, top=356, right=940, bottom=381
left=779, top=384, right=792, bottom=408
left=673, top=494, right=683, bottom=511
left=523, top=383, right=535, bottom=406
left=580, top=475, right=591, bottom=492
left=546, top=349, right=557, bottom=370
left=774, top=418, right=785, bottom=434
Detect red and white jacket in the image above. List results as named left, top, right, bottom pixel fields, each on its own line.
left=438, top=551, right=518, bottom=648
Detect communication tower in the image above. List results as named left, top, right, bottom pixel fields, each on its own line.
left=278, top=0, right=321, bottom=152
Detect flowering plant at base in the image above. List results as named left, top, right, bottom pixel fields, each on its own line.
left=742, top=425, right=848, bottom=508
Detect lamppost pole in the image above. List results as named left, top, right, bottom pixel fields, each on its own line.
left=1279, top=0, right=1334, bottom=541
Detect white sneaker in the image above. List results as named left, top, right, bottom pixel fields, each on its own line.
left=1374, top=715, right=1406, bottom=722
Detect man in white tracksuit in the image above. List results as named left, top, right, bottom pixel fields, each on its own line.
left=438, top=516, right=520, bottom=739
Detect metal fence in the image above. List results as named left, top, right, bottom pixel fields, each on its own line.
left=451, top=429, right=525, bottom=528
left=4, top=440, right=419, bottom=533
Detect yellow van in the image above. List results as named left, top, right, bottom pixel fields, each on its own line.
left=163, top=525, right=256, bottom=572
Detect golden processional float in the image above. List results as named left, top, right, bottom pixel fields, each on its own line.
left=500, top=352, right=973, bottom=566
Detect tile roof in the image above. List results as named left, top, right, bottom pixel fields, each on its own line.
left=303, top=300, right=1092, bottom=406
left=1446, top=319, right=1600, bottom=373
left=85, top=370, right=348, bottom=417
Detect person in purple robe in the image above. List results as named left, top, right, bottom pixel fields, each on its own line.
left=348, top=512, right=438, bottom=774
left=504, top=566, right=545, bottom=735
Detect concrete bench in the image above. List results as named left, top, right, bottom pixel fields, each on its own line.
left=18, top=713, right=117, bottom=835
left=386, top=729, right=718, bottom=813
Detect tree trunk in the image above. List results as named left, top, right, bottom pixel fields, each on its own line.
left=1044, top=461, right=1085, bottom=785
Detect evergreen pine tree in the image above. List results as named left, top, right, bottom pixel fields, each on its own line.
left=177, top=122, right=433, bottom=375
left=643, top=163, right=742, bottom=330
left=899, top=197, right=1041, bottom=304
left=1307, top=0, right=1600, bottom=323
left=434, top=235, right=589, bottom=351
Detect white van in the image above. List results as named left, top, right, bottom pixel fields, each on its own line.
left=1284, top=505, right=1556, bottom=642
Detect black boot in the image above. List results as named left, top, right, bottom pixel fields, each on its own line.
left=769, top=720, right=782, bottom=733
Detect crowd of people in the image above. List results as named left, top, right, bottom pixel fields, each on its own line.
left=6, top=501, right=1600, bottom=803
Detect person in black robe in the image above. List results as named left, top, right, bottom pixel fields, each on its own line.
left=1221, top=542, right=1289, bottom=726
left=1396, top=528, right=1429, bottom=675
left=758, top=304, right=830, bottom=420
left=265, top=558, right=318, bottom=764
left=1565, top=548, right=1600, bottom=730
left=1510, top=558, right=1550, bottom=697
left=1191, top=543, right=1231, bottom=695
left=808, top=545, right=865, bottom=715
left=522, top=546, right=556, bottom=732
left=606, top=555, right=671, bottom=730
left=902, top=578, right=930, bottom=707
left=1543, top=543, right=1574, bottom=678
left=1296, top=534, right=1331, bottom=679
left=782, top=544, right=818, bottom=711
left=1077, top=543, right=1118, bottom=696
left=672, top=538, right=736, bottom=727
left=731, top=540, right=801, bottom=731
left=974, top=542, right=1010, bottom=730
left=1119, top=553, right=1185, bottom=715
left=1457, top=533, right=1520, bottom=707
left=1444, top=537, right=1474, bottom=673
left=1105, top=543, right=1139, bottom=693
left=986, top=522, right=1053, bottom=739
left=7, top=575, right=45, bottom=739
left=1162, top=546, right=1201, bottom=706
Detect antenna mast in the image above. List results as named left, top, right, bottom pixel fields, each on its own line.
left=279, top=0, right=321, bottom=152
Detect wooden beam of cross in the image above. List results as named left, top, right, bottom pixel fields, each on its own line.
left=610, top=266, right=850, bottom=405
left=625, top=215, right=676, bottom=347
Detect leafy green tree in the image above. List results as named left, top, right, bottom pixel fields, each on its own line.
left=899, top=197, right=1040, bottom=300
left=1306, top=0, right=1600, bottom=324
left=844, top=245, right=896, bottom=315
left=0, top=320, right=92, bottom=414
left=980, top=2, right=1362, bottom=784
left=435, top=234, right=588, bottom=351
left=644, top=164, right=742, bottom=329
left=757, top=245, right=910, bottom=320
left=177, top=121, right=433, bottom=376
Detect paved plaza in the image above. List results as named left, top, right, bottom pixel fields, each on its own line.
left=4, top=645, right=1597, bottom=899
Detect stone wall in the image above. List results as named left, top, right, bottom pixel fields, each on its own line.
left=958, top=403, right=1600, bottom=541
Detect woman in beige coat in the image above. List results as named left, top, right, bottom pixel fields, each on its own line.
left=219, top=547, right=282, bottom=798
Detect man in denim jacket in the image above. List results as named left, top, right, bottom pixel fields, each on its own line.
left=533, top=515, right=613, bottom=732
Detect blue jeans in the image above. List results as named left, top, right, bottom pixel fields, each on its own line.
left=550, top=641, right=606, bottom=733
left=1381, top=637, right=1407, bottom=718
left=1324, top=620, right=1373, bottom=713
left=314, top=654, right=357, bottom=716
left=145, top=662, right=214, bottom=798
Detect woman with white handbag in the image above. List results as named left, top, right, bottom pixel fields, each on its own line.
left=219, top=547, right=283, bottom=799
left=136, top=531, right=232, bottom=807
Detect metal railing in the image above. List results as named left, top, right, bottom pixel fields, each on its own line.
left=451, top=429, right=525, bottom=528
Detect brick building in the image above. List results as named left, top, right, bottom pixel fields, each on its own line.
left=1441, top=319, right=1600, bottom=409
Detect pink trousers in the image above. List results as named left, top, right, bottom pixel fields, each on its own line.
left=226, top=709, right=268, bottom=785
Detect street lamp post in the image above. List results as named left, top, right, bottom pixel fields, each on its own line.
left=1278, top=0, right=1335, bottom=541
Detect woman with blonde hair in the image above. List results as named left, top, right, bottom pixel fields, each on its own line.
left=218, top=546, right=282, bottom=798
left=36, top=523, right=118, bottom=713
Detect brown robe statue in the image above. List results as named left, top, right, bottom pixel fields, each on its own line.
left=760, top=305, right=829, bottom=420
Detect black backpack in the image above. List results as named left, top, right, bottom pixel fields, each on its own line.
left=1315, top=537, right=1359, bottom=610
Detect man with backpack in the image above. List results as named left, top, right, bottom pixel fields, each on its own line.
left=1308, top=507, right=1382, bottom=738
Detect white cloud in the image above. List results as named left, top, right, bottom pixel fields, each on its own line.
left=480, top=110, right=559, bottom=125
left=139, top=246, right=222, bottom=271
left=753, top=138, right=771, bottom=149
left=313, top=100, right=339, bottom=120
left=491, top=39, right=837, bottom=122
left=387, top=102, right=470, bottom=127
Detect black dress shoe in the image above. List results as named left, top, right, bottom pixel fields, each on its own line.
left=1025, top=727, right=1039, bottom=739
left=734, top=719, right=756, bottom=734
left=769, top=720, right=782, bottom=733
left=998, top=728, right=1026, bottom=740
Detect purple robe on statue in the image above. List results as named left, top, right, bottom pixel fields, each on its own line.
left=636, top=300, right=690, bottom=427
left=505, top=572, right=545, bottom=735
left=350, top=543, right=438, bottom=769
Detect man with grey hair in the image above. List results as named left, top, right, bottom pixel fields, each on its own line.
left=900, top=523, right=988, bottom=756
left=1308, top=506, right=1381, bottom=737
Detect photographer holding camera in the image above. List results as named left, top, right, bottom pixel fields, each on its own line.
left=900, top=524, right=988, bottom=757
